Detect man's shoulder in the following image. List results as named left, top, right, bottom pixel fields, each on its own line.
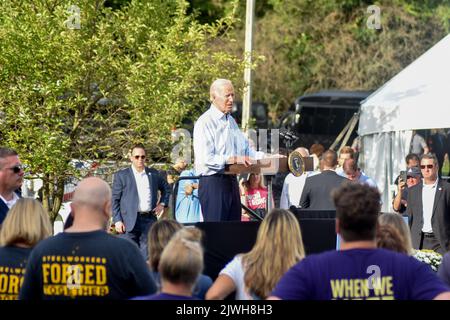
left=293, top=250, right=340, bottom=271
left=115, top=167, right=131, bottom=176
left=194, top=109, right=212, bottom=127
left=310, top=171, right=343, bottom=182
left=27, top=233, right=66, bottom=257
left=409, top=182, right=422, bottom=193
left=361, top=174, right=377, bottom=186
left=438, top=178, right=450, bottom=189
left=306, top=172, right=323, bottom=180
left=145, top=166, right=164, bottom=177
left=32, top=231, right=141, bottom=256
left=308, top=248, right=414, bottom=266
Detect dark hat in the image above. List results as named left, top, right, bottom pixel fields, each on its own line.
left=407, top=166, right=421, bottom=178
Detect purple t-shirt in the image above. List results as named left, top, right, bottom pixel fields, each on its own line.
left=132, top=293, right=198, bottom=300
left=438, top=253, right=450, bottom=287
left=272, top=248, right=450, bottom=300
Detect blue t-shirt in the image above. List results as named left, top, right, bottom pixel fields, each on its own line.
left=132, top=292, right=199, bottom=300
left=19, top=230, right=157, bottom=300
left=0, top=246, right=32, bottom=300
left=271, top=248, right=450, bottom=300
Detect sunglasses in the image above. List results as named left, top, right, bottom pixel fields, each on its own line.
left=7, top=165, right=23, bottom=173
left=133, top=155, right=146, bottom=160
left=420, top=164, right=434, bottom=169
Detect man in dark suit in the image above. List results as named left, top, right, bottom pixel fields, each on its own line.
left=112, top=144, right=171, bottom=259
left=0, top=147, right=24, bottom=225
left=299, top=149, right=348, bottom=210
left=406, top=153, right=450, bottom=254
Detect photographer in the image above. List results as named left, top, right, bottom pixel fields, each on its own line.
left=392, top=166, right=421, bottom=213
left=394, top=153, right=420, bottom=186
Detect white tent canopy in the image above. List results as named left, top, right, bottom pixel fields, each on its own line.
left=358, top=34, right=450, bottom=211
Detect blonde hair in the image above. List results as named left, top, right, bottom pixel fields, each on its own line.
left=242, top=209, right=305, bottom=299
left=159, top=227, right=204, bottom=289
left=242, top=173, right=266, bottom=192
left=376, top=224, right=409, bottom=255
left=147, top=219, right=183, bottom=271
left=378, top=213, right=414, bottom=255
left=0, top=198, right=52, bottom=247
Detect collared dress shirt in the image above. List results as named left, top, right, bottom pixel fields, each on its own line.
left=131, top=165, right=151, bottom=212
left=422, top=178, right=438, bottom=233
left=193, top=105, right=264, bottom=176
left=0, top=192, right=19, bottom=209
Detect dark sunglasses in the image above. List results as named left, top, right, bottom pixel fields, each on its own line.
left=420, top=164, right=434, bottom=169
left=134, top=155, right=146, bottom=160
left=7, top=165, right=23, bottom=173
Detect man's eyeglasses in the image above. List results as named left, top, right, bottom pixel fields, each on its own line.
left=6, top=165, right=23, bottom=173
left=420, top=164, right=434, bottom=169
left=134, top=155, right=146, bottom=160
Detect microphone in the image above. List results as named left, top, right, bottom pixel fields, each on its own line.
left=279, top=129, right=299, bottom=141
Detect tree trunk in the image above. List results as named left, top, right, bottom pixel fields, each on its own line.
left=51, top=178, right=65, bottom=224
left=41, top=173, right=50, bottom=213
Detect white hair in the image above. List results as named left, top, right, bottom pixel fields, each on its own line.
left=210, top=79, right=233, bottom=101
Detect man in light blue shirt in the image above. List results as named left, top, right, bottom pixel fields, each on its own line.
left=193, top=79, right=263, bottom=221
left=342, top=158, right=378, bottom=189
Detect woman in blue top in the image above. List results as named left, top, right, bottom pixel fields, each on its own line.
left=175, top=169, right=202, bottom=223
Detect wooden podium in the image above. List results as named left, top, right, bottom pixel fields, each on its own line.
left=225, top=157, right=289, bottom=213
left=224, top=157, right=289, bottom=175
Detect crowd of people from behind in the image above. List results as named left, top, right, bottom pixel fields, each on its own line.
left=268, top=183, right=450, bottom=300
left=2, top=78, right=450, bottom=300
left=206, top=208, right=304, bottom=300
left=2, top=141, right=450, bottom=300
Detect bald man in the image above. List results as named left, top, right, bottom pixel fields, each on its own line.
left=19, top=177, right=156, bottom=300
left=193, top=79, right=264, bottom=221
left=280, top=147, right=319, bottom=209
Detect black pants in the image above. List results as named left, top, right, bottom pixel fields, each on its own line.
left=199, top=174, right=241, bottom=222
left=420, top=232, right=444, bottom=255
left=119, top=213, right=157, bottom=259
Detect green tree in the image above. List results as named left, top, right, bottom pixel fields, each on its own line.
left=0, top=0, right=243, bottom=222
left=215, top=0, right=449, bottom=120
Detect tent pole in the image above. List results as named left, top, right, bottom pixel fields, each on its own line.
left=339, top=111, right=360, bottom=151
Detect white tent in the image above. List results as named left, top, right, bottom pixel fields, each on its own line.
left=358, top=34, right=450, bottom=211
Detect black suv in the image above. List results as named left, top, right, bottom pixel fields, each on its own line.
left=278, top=90, right=373, bottom=149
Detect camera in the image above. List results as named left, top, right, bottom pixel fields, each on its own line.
left=399, top=170, right=407, bottom=182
